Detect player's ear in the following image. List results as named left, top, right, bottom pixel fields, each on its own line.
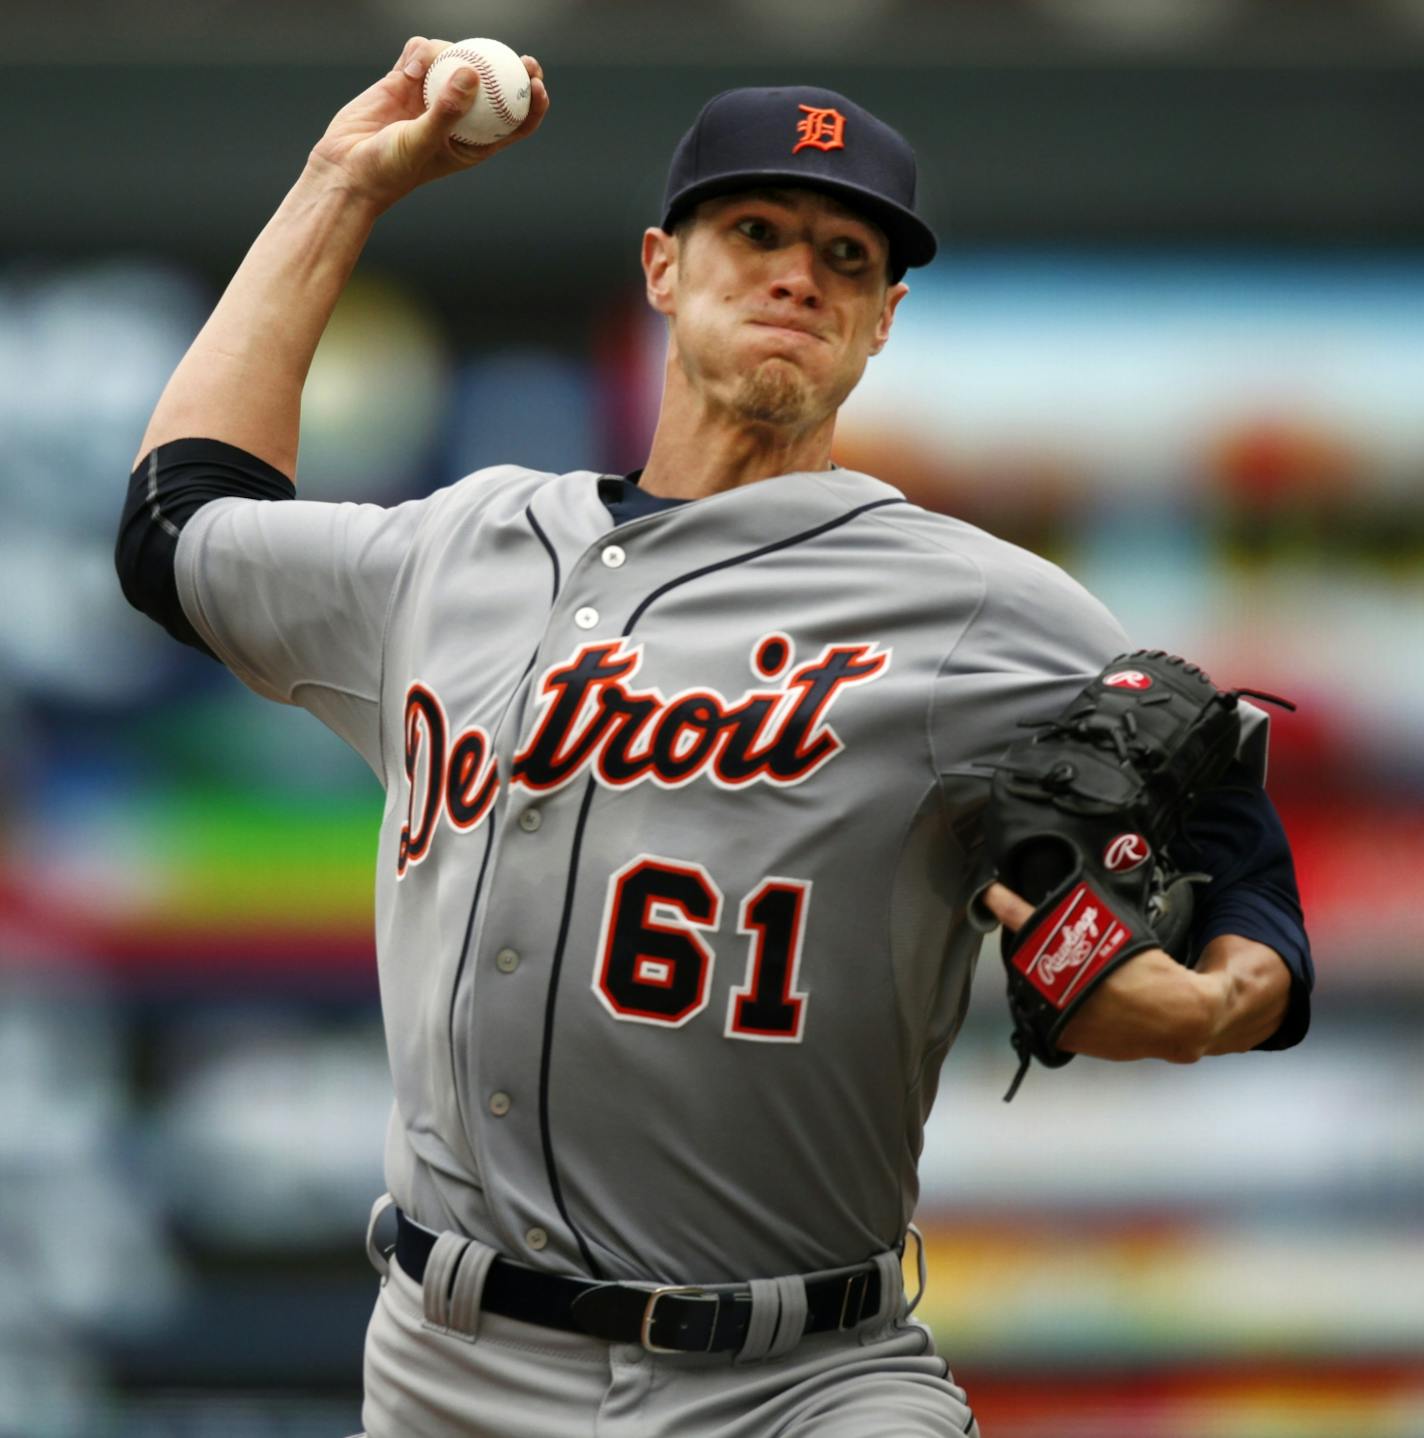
left=868, top=280, right=909, bottom=357
left=643, top=227, right=679, bottom=316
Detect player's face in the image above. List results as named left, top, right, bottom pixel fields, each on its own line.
left=644, top=188, right=908, bottom=430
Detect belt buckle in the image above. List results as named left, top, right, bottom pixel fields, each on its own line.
left=640, top=1285, right=718, bottom=1354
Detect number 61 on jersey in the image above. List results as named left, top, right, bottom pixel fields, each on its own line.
left=594, top=854, right=811, bottom=1043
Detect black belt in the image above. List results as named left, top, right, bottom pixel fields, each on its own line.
left=393, top=1208, right=882, bottom=1355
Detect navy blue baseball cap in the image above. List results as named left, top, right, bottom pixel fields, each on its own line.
left=661, top=86, right=937, bottom=282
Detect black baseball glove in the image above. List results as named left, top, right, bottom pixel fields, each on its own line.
left=983, top=650, right=1290, bottom=1101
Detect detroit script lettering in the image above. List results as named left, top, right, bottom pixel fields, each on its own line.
left=396, top=635, right=890, bottom=876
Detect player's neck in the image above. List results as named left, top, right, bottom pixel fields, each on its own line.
left=638, top=367, right=837, bottom=500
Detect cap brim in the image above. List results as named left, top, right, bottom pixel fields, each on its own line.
left=662, top=171, right=937, bottom=279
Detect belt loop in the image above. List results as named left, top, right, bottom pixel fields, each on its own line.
left=763, top=1274, right=807, bottom=1361
left=421, top=1232, right=485, bottom=1338
left=365, top=1193, right=395, bottom=1282
left=421, top=1232, right=498, bottom=1341
left=735, top=1274, right=808, bottom=1363
left=870, top=1249, right=905, bottom=1327
left=735, top=1277, right=783, bottom=1364
left=421, top=1232, right=470, bottom=1330
left=446, top=1239, right=498, bottom=1339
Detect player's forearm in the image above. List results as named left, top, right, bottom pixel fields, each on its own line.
left=1195, top=933, right=1292, bottom=1054
left=1060, top=937, right=1291, bottom=1063
left=136, top=166, right=383, bottom=478
left=1058, top=947, right=1218, bottom=1063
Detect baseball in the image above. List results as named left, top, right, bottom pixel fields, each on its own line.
left=423, top=38, right=531, bottom=146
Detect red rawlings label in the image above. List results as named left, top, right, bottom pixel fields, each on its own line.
left=1013, top=881, right=1134, bottom=1009
left=1103, top=832, right=1151, bottom=873
left=1104, top=669, right=1152, bottom=690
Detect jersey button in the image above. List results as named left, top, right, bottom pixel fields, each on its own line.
left=601, top=545, right=626, bottom=569
left=574, top=606, right=599, bottom=630
left=525, top=1227, right=548, bottom=1252
left=518, top=809, right=542, bottom=833
left=495, top=948, right=520, bottom=973
left=489, top=1091, right=511, bottom=1117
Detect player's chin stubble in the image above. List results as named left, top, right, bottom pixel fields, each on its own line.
left=731, top=359, right=815, bottom=427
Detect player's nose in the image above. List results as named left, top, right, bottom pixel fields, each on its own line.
left=768, top=240, right=822, bottom=306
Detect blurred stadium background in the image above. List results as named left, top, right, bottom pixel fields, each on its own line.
left=2, top=1, right=1423, bottom=1434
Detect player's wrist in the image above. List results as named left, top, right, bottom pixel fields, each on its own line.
left=298, top=150, right=396, bottom=221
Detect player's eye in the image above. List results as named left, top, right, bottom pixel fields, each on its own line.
left=735, top=217, right=776, bottom=245
left=827, top=236, right=870, bottom=268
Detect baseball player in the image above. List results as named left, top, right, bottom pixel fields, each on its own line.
left=117, top=40, right=1312, bottom=1437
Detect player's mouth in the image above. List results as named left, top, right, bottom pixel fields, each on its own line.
left=747, top=319, right=828, bottom=344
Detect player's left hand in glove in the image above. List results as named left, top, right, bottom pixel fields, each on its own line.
left=976, top=650, right=1291, bottom=1101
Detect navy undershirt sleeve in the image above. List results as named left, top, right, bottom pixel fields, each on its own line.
left=1182, top=769, right=1313, bottom=1049
left=116, top=438, right=295, bottom=656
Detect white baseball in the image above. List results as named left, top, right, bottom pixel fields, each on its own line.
left=423, top=38, right=531, bottom=146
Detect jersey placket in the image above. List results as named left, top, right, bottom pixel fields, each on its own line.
left=462, top=526, right=662, bottom=1273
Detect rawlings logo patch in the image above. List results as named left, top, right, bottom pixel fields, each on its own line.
left=1103, top=832, right=1151, bottom=873
left=1014, top=882, right=1131, bottom=1008
left=1104, top=670, right=1152, bottom=690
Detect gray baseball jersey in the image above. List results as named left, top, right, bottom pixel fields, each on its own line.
left=175, top=463, right=1265, bottom=1285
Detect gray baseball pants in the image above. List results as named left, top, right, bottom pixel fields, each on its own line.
left=352, top=1199, right=979, bottom=1437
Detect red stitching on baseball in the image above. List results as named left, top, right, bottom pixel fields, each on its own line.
left=445, top=46, right=520, bottom=129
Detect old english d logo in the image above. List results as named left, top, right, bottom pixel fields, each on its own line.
left=792, top=104, right=846, bottom=154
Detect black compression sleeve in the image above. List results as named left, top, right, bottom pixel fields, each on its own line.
left=116, top=438, right=295, bottom=657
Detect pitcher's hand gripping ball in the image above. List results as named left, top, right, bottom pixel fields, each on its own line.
left=983, top=651, right=1291, bottom=1100
left=423, top=38, right=532, bottom=145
